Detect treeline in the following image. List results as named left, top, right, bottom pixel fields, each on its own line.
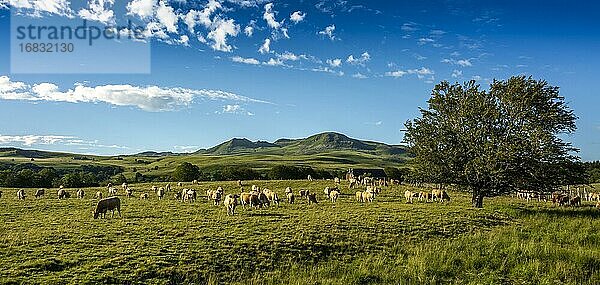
left=0, top=163, right=124, bottom=188
left=584, top=161, right=600, bottom=183
left=157, top=162, right=411, bottom=183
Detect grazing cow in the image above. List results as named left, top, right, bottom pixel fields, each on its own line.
left=355, top=191, right=363, bottom=202
left=263, top=189, right=279, bottom=206
left=140, top=193, right=149, bottom=200
left=35, top=189, right=45, bottom=198
left=77, top=189, right=85, bottom=199
left=334, top=177, right=341, bottom=184
left=299, top=189, right=309, bottom=199
left=224, top=194, right=239, bottom=215
left=596, top=201, right=600, bottom=209
left=570, top=196, right=581, bottom=207
left=0, top=191, right=2, bottom=199
left=349, top=178, right=358, bottom=189
left=258, top=192, right=270, bottom=207
left=58, top=189, right=70, bottom=199
left=93, top=197, right=121, bottom=219
left=125, top=188, right=133, bottom=198
left=307, top=193, right=318, bottom=204
left=287, top=192, right=295, bottom=204
left=431, top=189, right=443, bottom=202
left=108, top=187, right=118, bottom=196
left=329, top=189, right=340, bottom=203
left=96, top=191, right=103, bottom=199
left=285, top=187, right=293, bottom=195
left=17, top=189, right=26, bottom=200
left=441, top=190, right=451, bottom=202
left=174, top=192, right=181, bottom=200
left=251, top=185, right=260, bottom=192
left=157, top=188, right=165, bottom=200
left=122, top=183, right=128, bottom=190
left=419, top=191, right=432, bottom=202
left=238, top=180, right=243, bottom=187
left=192, top=180, right=198, bottom=185
left=151, top=186, right=158, bottom=193
left=177, top=182, right=183, bottom=187
left=212, top=190, right=223, bottom=206
left=362, top=191, right=374, bottom=203
left=307, top=175, right=313, bottom=181
left=324, top=187, right=331, bottom=197
left=165, top=183, right=171, bottom=192
left=183, top=189, right=197, bottom=203
left=240, top=192, right=252, bottom=208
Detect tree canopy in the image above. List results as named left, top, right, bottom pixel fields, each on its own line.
left=404, top=76, right=581, bottom=208
left=172, top=162, right=201, bottom=182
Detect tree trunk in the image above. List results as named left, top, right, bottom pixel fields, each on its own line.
left=472, top=191, right=484, bottom=208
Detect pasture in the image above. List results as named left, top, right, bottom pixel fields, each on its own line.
left=1, top=180, right=600, bottom=284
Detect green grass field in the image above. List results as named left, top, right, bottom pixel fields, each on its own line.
left=1, top=180, right=599, bottom=284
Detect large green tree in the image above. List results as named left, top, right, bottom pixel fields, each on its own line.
left=172, top=162, right=201, bottom=182
left=404, top=76, right=580, bottom=208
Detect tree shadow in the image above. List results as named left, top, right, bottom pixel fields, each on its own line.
left=514, top=205, right=600, bottom=219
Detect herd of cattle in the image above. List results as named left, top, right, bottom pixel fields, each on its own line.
left=2, top=178, right=599, bottom=219
left=515, top=189, right=600, bottom=207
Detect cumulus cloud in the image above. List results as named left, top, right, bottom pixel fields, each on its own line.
left=244, top=25, right=254, bottom=37
left=5, top=0, right=73, bottom=17
left=352, top=73, right=367, bottom=79
left=156, top=0, right=178, bottom=33
left=442, top=58, right=473, bottom=67
left=346, top=52, right=370, bottom=66
left=258, top=38, right=271, bottom=54
left=290, top=11, right=305, bottom=23
left=263, top=58, right=284, bottom=66
left=327, top=58, right=342, bottom=68
left=418, top=38, right=435, bottom=45
left=263, top=3, right=281, bottom=29
left=385, top=67, right=435, bottom=79
left=232, top=56, right=260, bottom=65
left=78, top=0, right=115, bottom=24
left=318, top=24, right=337, bottom=40
left=452, top=70, right=463, bottom=78
left=126, top=0, right=155, bottom=19
left=207, top=18, right=240, bottom=52
left=0, top=76, right=270, bottom=112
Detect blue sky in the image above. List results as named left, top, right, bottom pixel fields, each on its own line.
left=0, top=0, right=599, bottom=160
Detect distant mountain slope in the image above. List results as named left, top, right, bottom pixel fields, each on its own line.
left=198, top=138, right=280, bottom=155
left=0, top=147, right=75, bottom=159
left=196, top=132, right=407, bottom=156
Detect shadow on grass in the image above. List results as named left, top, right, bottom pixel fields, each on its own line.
left=514, top=205, right=600, bottom=219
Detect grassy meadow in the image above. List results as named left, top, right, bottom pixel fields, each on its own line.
left=1, top=180, right=600, bottom=284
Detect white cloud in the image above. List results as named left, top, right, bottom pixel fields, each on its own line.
left=6, top=0, right=73, bottom=17
left=263, top=3, right=281, bottom=30
left=352, top=73, right=367, bottom=79
left=207, top=18, right=240, bottom=52
left=346, top=52, right=370, bottom=66
left=126, top=0, right=155, bottom=19
left=232, top=56, right=260, bottom=65
left=78, top=0, right=115, bottom=24
left=156, top=0, right=178, bottom=33
left=430, top=29, right=446, bottom=36
left=442, top=58, right=473, bottom=67
left=327, top=58, right=342, bottom=68
left=278, top=51, right=306, bottom=61
left=263, top=58, right=284, bottom=66
left=220, top=104, right=254, bottom=116
left=401, top=22, right=418, bottom=32
left=290, top=11, right=305, bottom=23
left=258, top=38, right=271, bottom=54
left=318, top=24, right=337, bottom=40
left=452, top=70, right=463, bottom=78
left=244, top=25, right=254, bottom=37
left=385, top=67, right=434, bottom=79
left=418, top=38, right=435, bottom=45
left=0, top=134, right=129, bottom=150
left=0, top=76, right=270, bottom=112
